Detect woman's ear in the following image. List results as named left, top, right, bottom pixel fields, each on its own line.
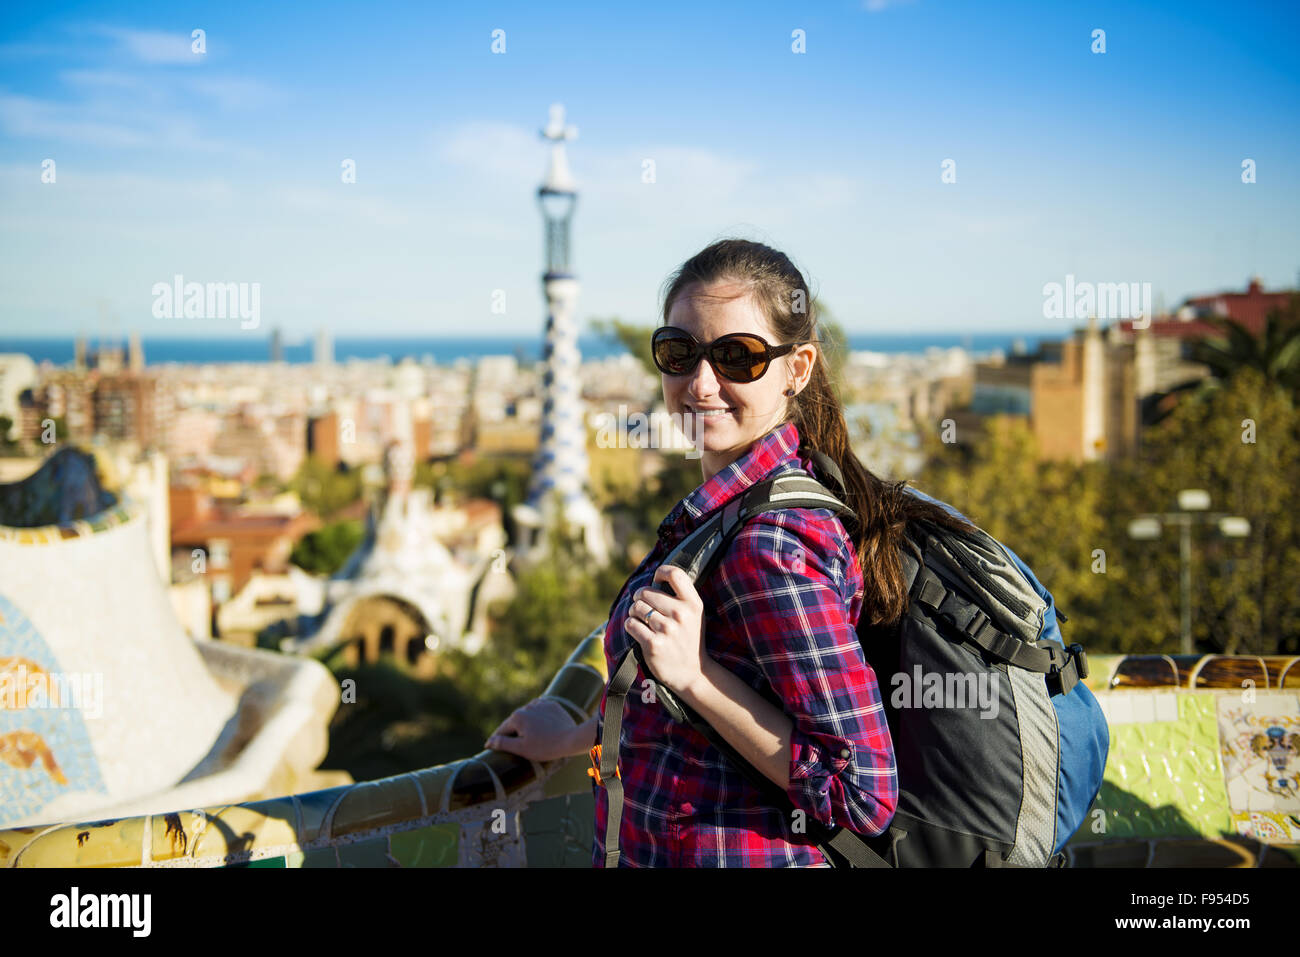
left=789, top=342, right=817, bottom=393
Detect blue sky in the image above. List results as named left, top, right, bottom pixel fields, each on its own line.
left=1, top=0, right=1297, bottom=340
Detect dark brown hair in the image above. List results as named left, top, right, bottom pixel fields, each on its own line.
left=660, top=238, right=976, bottom=626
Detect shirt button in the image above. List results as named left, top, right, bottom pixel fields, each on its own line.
left=839, top=748, right=851, bottom=759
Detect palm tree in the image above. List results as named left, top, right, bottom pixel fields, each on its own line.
left=1185, top=293, right=1300, bottom=403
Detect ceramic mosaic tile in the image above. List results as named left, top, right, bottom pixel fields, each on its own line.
left=1079, top=692, right=1232, bottom=842
left=1218, top=692, right=1300, bottom=843
left=0, top=594, right=107, bottom=827
left=522, top=791, right=594, bottom=867
left=300, top=846, right=340, bottom=868
left=331, top=778, right=423, bottom=837
left=389, top=823, right=458, bottom=867
left=337, top=836, right=395, bottom=867
left=11, top=818, right=145, bottom=868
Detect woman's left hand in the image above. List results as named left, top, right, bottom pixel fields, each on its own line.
left=625, top=564, right=710, bottom=699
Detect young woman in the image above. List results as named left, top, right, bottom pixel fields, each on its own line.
left=487, top=238, right=974, bottom=867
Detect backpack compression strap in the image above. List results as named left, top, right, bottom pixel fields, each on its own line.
left=905, top=556, right=1090, bottom=696
left=597, top=470, right=891, bottom=868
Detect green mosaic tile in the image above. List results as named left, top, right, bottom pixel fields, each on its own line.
left=524, top=794, right=566, bottom=833
left=286, top=850, right=306, bottom=868
left=337, top=837, right=395, bottom=867
left=389, top=823, right=458, bottom=867
left=522, top=792, right=594, bottom=867
left=301, top=846, right=340, bottom=868
left=228, top=855, right=287, bottom=868
left=1069, top=692, right=1232, bottom=844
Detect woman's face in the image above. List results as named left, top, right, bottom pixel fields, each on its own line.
left=661, top=279, right=814, bottom=480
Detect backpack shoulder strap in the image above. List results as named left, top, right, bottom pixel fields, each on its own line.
left=659, top=469, right=854, bottom=583
left=614, top=468, right=891, bottom=868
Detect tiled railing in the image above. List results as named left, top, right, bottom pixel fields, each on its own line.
left=2, top=646, right=1297, bottom=867
left=0, top=626, right=609, bottom=868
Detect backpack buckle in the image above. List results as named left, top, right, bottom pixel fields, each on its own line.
left=1046, top=644, right=1088, bottom=696
left=587, top=744, right=620, bottom=787
left=1069, top=643, right=1089, bottom=680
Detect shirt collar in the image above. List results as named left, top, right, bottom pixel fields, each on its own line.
left=657, top=421, right=804, bottom=545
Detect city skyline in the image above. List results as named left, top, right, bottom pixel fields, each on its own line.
left=1, top=1, right=1298, bottom=339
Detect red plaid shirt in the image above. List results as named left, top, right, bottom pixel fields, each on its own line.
left=592, top=421, right=897, bottom=867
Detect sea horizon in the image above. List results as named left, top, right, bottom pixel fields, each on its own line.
left=0, top=331, right=1054, bottom=367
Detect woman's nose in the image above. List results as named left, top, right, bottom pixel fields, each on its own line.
left=687, top=355, right=720, bottom=396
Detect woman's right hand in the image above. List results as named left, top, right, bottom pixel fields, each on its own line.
left=484, top=699, right=590, bottom=762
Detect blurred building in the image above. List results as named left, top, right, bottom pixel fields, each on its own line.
left=0, top=354, right=37, bottom=441
left=1174, top=276, right=1293, bottom=331
left=285, top=438, right=513, bottom=673
left=93, top=373, right=166, bottom=449
left=315, top=327, right=333, bottom=368
left=169, top=482, right=320, bottom=606
left=307, top=411, right=341, bottom=467
left=959, top=277, right=1297, bottom=462
left=209, top=407, right=305, bottom=481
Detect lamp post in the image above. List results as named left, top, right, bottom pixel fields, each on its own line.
left=1126, top=490, right=1251, bottom=654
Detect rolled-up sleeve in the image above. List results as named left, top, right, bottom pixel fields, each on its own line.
left=714, top=511, right=897, bottom=838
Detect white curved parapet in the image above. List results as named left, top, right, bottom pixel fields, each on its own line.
left=0, top=449, right=343, bottom=830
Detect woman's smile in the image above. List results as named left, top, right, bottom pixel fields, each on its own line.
left=684, top=403, right=736, bottom=419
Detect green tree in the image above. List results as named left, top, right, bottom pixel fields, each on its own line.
left=417, top=455, right=532, bottom=510
left=813, top=302, right=850, bottom=393
left=1128, top=367, right=1300, bottom=655
left=291, top=456, right=364, bottom=519
left=591, top=317, right=657, bottom=378
left=917, top=369, right=1300, bottom=657
left=0, top=416, right=19, bottom=455
left=436, top=500, right=634, bottom=737
left=917, top=416, right=1109, bottom=646
left=290, top=519, right=365, bottom=575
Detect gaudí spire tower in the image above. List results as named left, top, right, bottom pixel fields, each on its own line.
left=514, top=104, right=608, bottom=565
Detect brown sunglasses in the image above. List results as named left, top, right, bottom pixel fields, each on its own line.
left=651, top=327, right=804, bottom=383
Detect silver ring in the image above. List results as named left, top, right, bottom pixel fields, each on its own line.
left=642, top=606, right=656, bottom=626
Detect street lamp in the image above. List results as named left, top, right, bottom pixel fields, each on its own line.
left=1126, top=491, right=1251, bottom=655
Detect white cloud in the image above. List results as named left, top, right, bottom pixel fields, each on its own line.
left=434, top=121, right=540, bottom=184
left=0, top=89, right=266, bottom=158
left=275, top=186, right=411, bottom=228
left=59, top=69, right=147, bottom=90
left=95, top=26, right=204, bottom=65
left=0, top=93, right=148, bottom=148
left=187, top=76, right=284, bottom=110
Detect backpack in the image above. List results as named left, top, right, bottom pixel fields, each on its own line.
left=593, top=451, right=1109, bottom=868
